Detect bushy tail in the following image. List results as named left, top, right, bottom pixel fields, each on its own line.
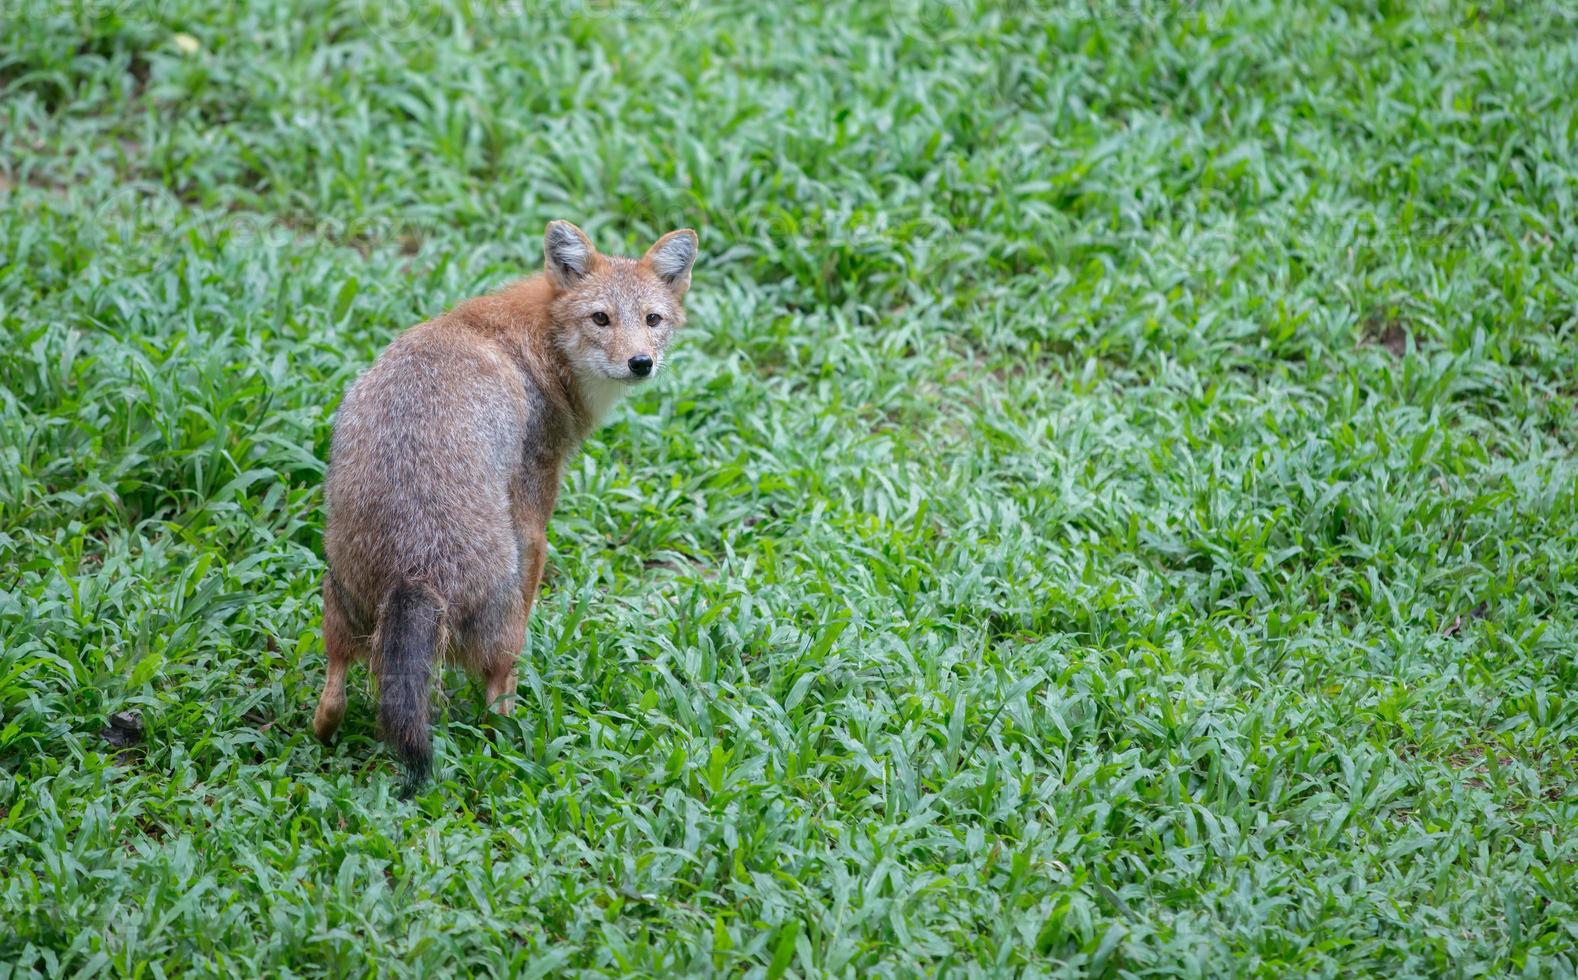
left=374, top=581, right=444, bottom=798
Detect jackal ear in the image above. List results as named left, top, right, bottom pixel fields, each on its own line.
left=643, top=229, right=698, bottom=297
left=544, top=220, right=596, bottom=288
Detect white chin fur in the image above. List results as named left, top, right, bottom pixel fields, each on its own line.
left=577, top=371, right=628, bottom=427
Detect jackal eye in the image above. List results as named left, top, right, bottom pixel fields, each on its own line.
left=645, top=313, right=662, bottom=327
left=591, top=311, right=610, bottom=326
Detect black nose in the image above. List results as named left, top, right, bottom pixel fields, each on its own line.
left=628, top=354, right=653, bottom=377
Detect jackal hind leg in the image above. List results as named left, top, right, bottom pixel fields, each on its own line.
left=485, top=528, right=546, bottom=716
left=314, top=581, right=362, bottom=743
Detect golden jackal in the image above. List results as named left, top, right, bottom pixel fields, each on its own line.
left=314, top=220, right=698, bottom=795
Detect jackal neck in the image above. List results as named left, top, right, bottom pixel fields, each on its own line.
left=469, top=276, right=617, bottom=451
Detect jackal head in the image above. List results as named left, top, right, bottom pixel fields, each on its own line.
left=543, top=220, right=698, bottom=385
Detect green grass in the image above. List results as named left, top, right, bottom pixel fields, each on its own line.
left=2, top=0, right=1577, bottom=974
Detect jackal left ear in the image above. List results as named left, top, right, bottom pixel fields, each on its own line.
left=545, top=220, right=596, bottom=289
left=643, top=229, right=698, bottom=297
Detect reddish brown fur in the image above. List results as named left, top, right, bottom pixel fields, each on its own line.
left=313, top=221, right=697, bottom=792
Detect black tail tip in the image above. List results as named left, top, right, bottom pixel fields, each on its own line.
left=396, top=756, right=431, bottom=800
left=397, top=744, right=435, bottom=798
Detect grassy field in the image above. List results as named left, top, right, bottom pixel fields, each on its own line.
left=3, top=0, right=1577, bottom=974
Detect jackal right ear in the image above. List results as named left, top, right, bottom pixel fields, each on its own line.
left=544, top=220, right=596, bottom=288
left=642, top=228, right=698, bottom=298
